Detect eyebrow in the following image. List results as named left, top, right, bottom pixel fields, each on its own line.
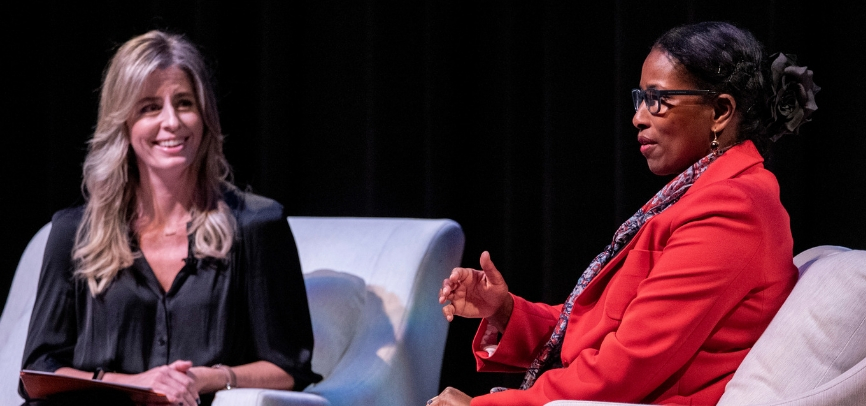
left=134, top=92, right=196, bottom=104
left=135, top=96, right=160, bottom=104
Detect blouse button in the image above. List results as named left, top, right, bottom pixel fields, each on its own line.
left=158, top=337, right=167, bottom=346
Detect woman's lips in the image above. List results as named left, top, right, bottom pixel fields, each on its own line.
left=154, top=137, right=187, bottom=151
left=638, top=135, right=656, bottom=155
left=156, top=138, right=184, bottom=147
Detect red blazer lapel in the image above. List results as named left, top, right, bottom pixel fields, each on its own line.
left=574, top=231, right=644, bottom=306
left=573, top=141, right=764, bottom=308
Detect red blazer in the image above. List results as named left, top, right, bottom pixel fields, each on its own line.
left=471, top=141, right=798, bottom=406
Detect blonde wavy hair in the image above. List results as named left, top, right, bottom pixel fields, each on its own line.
left=74, top=30, right=236, bottom=295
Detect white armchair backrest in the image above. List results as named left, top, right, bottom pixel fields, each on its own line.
left=718, top=245, right=866, bottom=406
left=0, top=223, right=51, bottom=406
left=288, top=217, right=465, bottom=406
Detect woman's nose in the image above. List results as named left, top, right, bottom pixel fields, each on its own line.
left=160, top=105, right=180, bottom=131
left=632, top=104, right=649, bottom=129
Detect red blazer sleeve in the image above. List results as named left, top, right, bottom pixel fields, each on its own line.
left=472, top=294, right=561, bottom=372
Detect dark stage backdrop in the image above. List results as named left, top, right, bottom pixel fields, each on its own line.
left=4, top=0, right=865, bottom=397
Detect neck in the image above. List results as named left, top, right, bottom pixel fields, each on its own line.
left=135, top=168, right=196, bottom=234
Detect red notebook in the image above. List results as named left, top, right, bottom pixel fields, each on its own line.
left=19, top=369, right=171, bottom=404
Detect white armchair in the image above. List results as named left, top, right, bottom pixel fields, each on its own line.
left=545, top=245, right=866, bottom=406
left=0, top=217, right=465, bottom=406
left=0, top=223, right=51, bottom=406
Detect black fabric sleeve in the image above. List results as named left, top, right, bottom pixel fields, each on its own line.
left=236, top=196, right=323, bottom=390
left=21, top=207, right=84, bottom=373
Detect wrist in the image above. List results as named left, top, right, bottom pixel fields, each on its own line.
left=100, top=371, right=122, bottom=384
left=212, top=364, right=237, bottom=390
left=488, top=294, right=514, bottom=331
left=186, top=366, right=222, bottom=394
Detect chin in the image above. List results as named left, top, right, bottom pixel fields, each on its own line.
left=139, top=160, right=194, bottom=177
left=646, top=162, right=667, bottom=176
left=646, top=158, right=686, bottom=176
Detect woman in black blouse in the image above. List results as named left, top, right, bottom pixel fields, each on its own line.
left=21, top=30, right=321, bottom=405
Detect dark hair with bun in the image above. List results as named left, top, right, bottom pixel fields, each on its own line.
left=654, top=21, right=819, bottom=156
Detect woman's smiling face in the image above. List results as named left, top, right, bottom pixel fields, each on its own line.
left=632, top=48, right=717, bottom=176
left=126, top=65, right=203, bottom=181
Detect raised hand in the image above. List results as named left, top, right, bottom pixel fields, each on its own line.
left=439, top=251, right=513, bottom=330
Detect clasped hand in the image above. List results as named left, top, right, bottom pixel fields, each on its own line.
left=108, top=360, right=201, bottom=405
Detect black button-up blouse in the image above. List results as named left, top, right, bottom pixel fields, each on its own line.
left=21, top=190, right=322, bottom=398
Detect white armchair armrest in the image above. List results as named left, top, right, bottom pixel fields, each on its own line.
left=214, top=389, right=329, bottom=406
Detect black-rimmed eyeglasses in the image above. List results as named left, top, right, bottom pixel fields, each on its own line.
left=631, top=88, right=717, bottom=114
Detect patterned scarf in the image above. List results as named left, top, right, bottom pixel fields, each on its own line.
left=515, top=149, right=724, bottom=391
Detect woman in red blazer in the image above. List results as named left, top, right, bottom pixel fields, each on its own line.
left=431, top=22, right=820, bottom=406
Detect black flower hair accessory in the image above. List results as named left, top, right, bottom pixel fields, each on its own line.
left=767, top=52, right=820, bottom=141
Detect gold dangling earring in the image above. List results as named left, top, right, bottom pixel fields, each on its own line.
left=711, top=131, right=720, bottom=151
